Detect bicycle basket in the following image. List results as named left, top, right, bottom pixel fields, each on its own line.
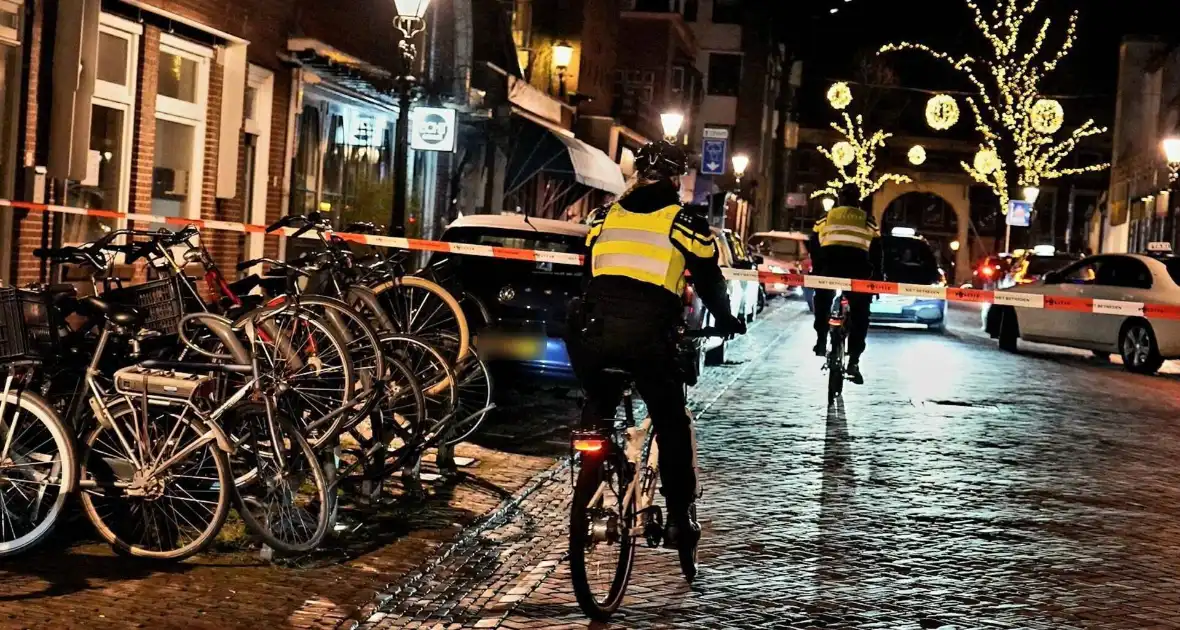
left=0, top=287, right=52, bottom=361
left=103, top=277, right=185, bottom=334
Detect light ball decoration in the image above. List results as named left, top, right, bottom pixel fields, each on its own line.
left=1029, top=98, right=1064, bottom=134
left=973, top=148, right=1001, bottom=175
left=908, top=145, right=927, bottom=166
left=925, top=94, right=960, bottom=131
left=830, top=141, right=856, bottom=167
left=827, top=82, right=853, bottom=110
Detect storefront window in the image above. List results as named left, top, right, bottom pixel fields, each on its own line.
left=291, top=105, right=322, bottom=215
left=151, top=119, right=194, bottom=218
left=96, top=32, right=128, bottom=85
left=64, top=104, right=125, bottom=242
left=153, top=34, right=210, bottom=220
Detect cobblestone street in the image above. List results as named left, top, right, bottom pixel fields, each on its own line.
left=352, top=302, right=1180, bottom=630
left=8, top=301, right=1180, bottom=629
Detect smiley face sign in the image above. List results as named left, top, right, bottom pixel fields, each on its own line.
left=410, top=107, right=457, bottom=152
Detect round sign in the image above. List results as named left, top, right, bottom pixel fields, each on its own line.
left=417, top=113, right=450, bottom=145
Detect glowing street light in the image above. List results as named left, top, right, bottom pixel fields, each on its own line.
left=553, top=40, right=574, bottom=98
left=660, top=112, right=684, bottom=141
left=1023, top=186, right=1041, bottom=204
left=388, top=0, right=434, bottom=237
left=821, top=197, right=836, bottom=213
left=731, top=154, right=749, bottom=182
left=1164, top=136, right=1180, bottom=182
left=950, top=240, right=961, bottom=252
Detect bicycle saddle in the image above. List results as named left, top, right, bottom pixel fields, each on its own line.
left=78, top=296, right=144, bottom=328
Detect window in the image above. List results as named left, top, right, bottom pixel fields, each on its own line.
left=711, top=0, right=742, bottom=24
left=153, top=34, right=210, bottom=220
left=63, top=13, right=141, bottom=244
left=1095, top=257, right=1152, bottom=289
left=671, top=66, right=684, bottom=93
left=707, top=53, right=741, bottom=97
left=1058, top=260, right=1100, bottom=285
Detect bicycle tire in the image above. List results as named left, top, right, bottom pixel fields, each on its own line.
left=367, top=276, right=470, bottom=366
left=379, top=334, right=457, bottom=417
left=247, top=307, right=356, bottom=449
left=80, top=404, right=232, bottom=561
left=441, top=349, right=494, bottom=447
left=231, top=404, right=332, bottom=553
left=295, top=295, right=386, bottom=430
left=677, top=504, right=699, bottom=583
left=569, top=450, right=636, bottom=622
left=0, top=390, right=77, bottom=557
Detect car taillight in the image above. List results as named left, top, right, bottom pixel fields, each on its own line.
left=981, top=266, right=995, bottom=277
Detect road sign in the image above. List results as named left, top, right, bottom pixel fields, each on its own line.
left=702, top=127, right=730, bottom=139
left=701, top=138, right=728, bottom=176
left=1006, top=200, right=1031, bottom=227
left=410, top=106, right=457, bottom=152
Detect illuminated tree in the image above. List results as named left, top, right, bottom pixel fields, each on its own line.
left=880, top=0, right=1109, bottom=209
left=812, top=112, right=913, bottom=202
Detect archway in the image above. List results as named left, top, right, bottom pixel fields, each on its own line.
left=871, top=178, right=972, bottom=285
left=882, top=192, right=960, bottom=283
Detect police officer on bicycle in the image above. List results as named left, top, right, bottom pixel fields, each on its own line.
left=569, top=140, right=746, bottom=552
left=809, top=183, right=883, bottom=384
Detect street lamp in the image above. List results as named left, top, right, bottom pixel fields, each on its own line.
left=388, top=0, right=433, bottom=237
left=821, top=197, right=836, bottom=213
left=1023, top=186, right=1041, bottom=204
left=661, top=112, right=684, bottom=142
left=1164, top=136, right=1180, bottom=182
left=731, top=154, right=749, bottom=183
left=553, top=41, right=573, bottom=99
left=950, top=240, right=961, bottom=252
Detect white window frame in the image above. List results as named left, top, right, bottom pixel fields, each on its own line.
left=154, top=33, right=211, bottom=220
left=245, top=64, right=273, bottom=259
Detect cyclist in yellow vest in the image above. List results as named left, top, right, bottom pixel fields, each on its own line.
left=809, top=184, right=882, bottom=384
left=569, top=140, right=745, bottom=553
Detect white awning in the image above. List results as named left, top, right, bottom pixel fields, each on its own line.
left=510, top=107, right=626, bottom=196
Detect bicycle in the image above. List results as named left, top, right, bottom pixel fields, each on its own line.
left=566, top=328, right=717, bottom=621
left=825, top=290, right=850, bottom=406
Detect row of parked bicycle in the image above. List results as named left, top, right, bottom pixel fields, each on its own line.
left=0, top=213, right=491, bottom=561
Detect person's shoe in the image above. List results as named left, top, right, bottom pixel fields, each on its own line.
left=846, top=361, right=865, bottom=385
left=663, top=510, right=701, bottom=551
left=813, top=342, right=826, bottom=357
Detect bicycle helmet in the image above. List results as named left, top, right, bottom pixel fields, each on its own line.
left=635, top=140, right=689, bottom=180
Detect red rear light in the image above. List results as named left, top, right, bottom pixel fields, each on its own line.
left=573, top=438, right=606, bottom=453
left=683, top=283, right=695, bottom=306
left=981, top=266, right=995, bottom=277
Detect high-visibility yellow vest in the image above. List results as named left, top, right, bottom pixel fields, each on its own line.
left=815, top=206, right=878, bottom=251
left=586, top=203, right=716, bottom=296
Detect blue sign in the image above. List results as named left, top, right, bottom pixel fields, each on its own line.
left=701, top=138, right=728, bottom=176
left=1006, top=200, right=1031, bottom=227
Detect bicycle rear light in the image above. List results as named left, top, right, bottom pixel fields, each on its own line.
left=573, top=438, right=606, bottom=453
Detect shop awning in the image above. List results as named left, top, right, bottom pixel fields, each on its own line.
left=284, top=38, right=399, bottom=110
left=505, top=108, right=626, bottom=197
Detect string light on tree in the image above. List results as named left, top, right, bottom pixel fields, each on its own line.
left=831, top=141, right=856, bottom=167
left=827, top=82, right=853, bottom=110
left=908, top=145, right=928, bottom=165
left=880, top=0, right=1109, bottom=209
left=1030, top=98, right=1064, bottom=134
left=974, top=147, right=1001, bottom=175
left=925, top=94, right=960, bottom=130
left=812, top=112, right=913, bottom=202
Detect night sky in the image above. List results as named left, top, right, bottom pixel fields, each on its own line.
left=772, top=0, right=1169, bottom=131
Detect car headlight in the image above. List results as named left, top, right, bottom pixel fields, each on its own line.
left=769, top=265, right=787, bottom=274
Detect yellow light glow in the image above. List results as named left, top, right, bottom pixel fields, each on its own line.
left=950, top=240, right=961, bottom=252
left=880, top=0, right=1109, bottom=209
left=974, top=148, right=1001, bottom=175
left=1030, top=98, right=1064, bottom=134
left=908, top=145, right=927, bottom=165
left=812, top=112, right=913, bottom=202
left=552, top=41, right=574, bottom=69
left=925, top=94, right=960, bottom=131
left=827, top=82, right=853, bottom=110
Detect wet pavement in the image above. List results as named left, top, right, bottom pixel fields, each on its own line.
left=351, top=301, right=1180, bottom=630
left=8, top=299, right=1180, bottom=629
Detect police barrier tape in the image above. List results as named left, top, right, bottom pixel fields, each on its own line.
left=5, top=198, right=1180, bottom=322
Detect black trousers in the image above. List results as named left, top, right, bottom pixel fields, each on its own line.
left=567, top=309, right=696, bottom=517
left=813, top=289, right=872, bottom=361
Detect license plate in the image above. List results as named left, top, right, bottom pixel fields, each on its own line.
left=474, top=333, right=545, bottom=360
left=872, top=304, right=904, bottom=315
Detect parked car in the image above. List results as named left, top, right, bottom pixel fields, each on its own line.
left=747, top=231, right=811, bottom=298
left=683, top=228, right=761, bottom=366
left=716, top=228, right=761, bottom=323
left=998, top=246, right=1082, bottom=289
left=804, top=228, right=948, bottom=331
left=984, top=250, right=1180, bottom=374
left=973, top=253, right=1015, bottom=290
left=869, top=229, right=949, bottom=331
left=436, top=214, right=587, bottom=383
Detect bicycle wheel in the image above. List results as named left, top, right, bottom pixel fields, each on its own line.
left=441, top=349, right=494, bottom=447
left=249, top=307, right=355, bottom=448
left=297, top=296, right=386, bottom=425
left=677, top=503, right=699, bottom=582
left=367, top=276, right=470, bottom=366
left=827, top=331, right=845, bottom=406
left=230, top=403, right=331, bottom=553
left=379, top=334, right=457, bottom=417
left=0, top=390, right=76, bottom=557
left=80, top=404, right=232, bottom=560
left=569, top=449, right=636, bottom=622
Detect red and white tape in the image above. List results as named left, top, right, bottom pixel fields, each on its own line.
left=5, top=198, right=1180, bottom=321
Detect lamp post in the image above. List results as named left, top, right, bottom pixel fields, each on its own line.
left=731, top=153, right=749, bottom=184
left=553, top=41, right=573, bottom=99
left=821, top=197, right=835, bottom=213
left=660, top=111, right=684, bottom=142
left=1165, top=137, right=1180, bottom=183
left=388, top=0, right=432, bottom=237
